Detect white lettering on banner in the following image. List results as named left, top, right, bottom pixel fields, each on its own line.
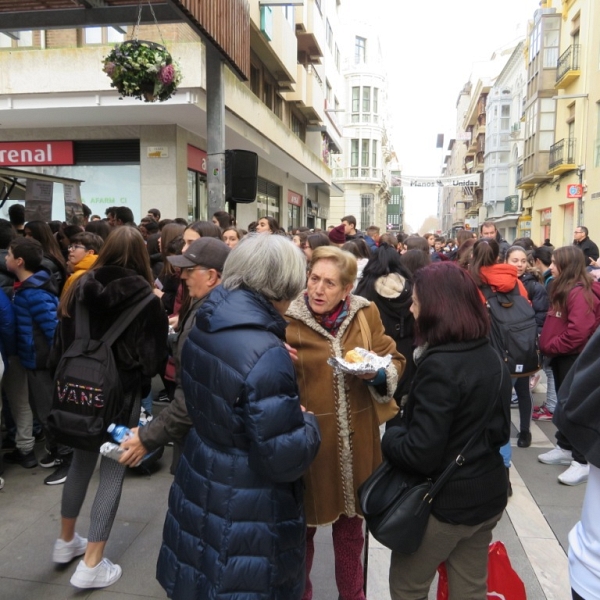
left=391, top=174, right=481, bottom=188
left=0, top=144, right=53, bottom=164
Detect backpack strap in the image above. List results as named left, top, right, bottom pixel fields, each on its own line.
left=74, top=301, right=91, bottom=340
left=101, top=293, right=155, bottom=347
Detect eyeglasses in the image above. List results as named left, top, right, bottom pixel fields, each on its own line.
left=574, top=230, right=583, bottom=234
left=184, top=266, right=208, bottom=274
left=68, top=244, right=87, bottom=251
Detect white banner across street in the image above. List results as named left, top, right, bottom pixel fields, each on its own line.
left=391, top=174, right=481, bottom=188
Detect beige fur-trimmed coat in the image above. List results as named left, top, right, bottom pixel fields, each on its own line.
left=286, top=294, right=405, bottom=526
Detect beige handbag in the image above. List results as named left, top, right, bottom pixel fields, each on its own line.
left=356, top=309, right=399, bottom=425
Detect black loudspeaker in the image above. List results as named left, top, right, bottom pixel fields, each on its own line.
left=225, top=149, right=258, bottom=204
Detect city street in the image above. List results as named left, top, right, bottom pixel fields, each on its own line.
left=0, top=389, right=585, bottom=600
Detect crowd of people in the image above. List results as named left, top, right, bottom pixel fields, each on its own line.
left=0, top=204, right=599, bottom=599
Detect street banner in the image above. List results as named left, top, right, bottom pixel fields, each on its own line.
left=391, top=174, right=481, bottom=188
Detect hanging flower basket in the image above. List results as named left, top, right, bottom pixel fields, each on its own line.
left=103, top=40, right=182, bottom=103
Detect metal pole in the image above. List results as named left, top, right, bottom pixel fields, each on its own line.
left=206, top=44, right=226, bottom=215
left=577, top=166, right=584, bottom=226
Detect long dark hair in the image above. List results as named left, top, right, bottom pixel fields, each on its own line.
left=24, top=220, right=66, bottom=269
left=413, top=262, right=489, bottom=346
left=469, top=238, right=500, bottom=286
left=549, top=246, right=594, bottom=312
left=185, top=220, right=222, bottom=239
left=355, top=243, right=412, bottom=301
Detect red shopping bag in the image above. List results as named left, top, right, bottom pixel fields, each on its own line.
left=437, top=541, right=526, bottom=600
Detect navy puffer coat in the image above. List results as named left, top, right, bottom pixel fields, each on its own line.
left=158, top=286, right=321, bottom=600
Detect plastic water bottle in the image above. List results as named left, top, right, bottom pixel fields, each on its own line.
left=107, top=423, right=132, bottom=443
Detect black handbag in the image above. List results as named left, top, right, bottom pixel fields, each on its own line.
left=358, top=354, right=505, bottom=555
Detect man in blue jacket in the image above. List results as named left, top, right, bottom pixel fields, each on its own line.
left=6, top=237, right=72, bottom=485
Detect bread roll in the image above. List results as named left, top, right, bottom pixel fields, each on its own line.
left=345, top=349, right=364, bottom=364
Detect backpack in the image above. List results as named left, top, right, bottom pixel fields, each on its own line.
left=482, top=284, right=540, bottom=377
left=47, top=294, right=154, bottom=452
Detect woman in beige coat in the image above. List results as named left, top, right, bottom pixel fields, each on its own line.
left=286, top=246, right=405, bottom=600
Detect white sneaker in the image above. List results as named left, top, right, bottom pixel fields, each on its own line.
left=52, top=533, right=88, bottom=563
left=70, top=558, right=122, bottom=589
left=538, top=447, right=572, bottom=465
left=558, top=461, right=590, bottom=486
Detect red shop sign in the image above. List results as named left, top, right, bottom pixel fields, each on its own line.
left=288, top=190, right=303, bottom=207
left=187, top=145, right=207, bottom=174
left=0, top=141, right=74, bottom=166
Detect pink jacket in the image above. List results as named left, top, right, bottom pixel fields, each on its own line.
left=540, top=284, right=600, bottom=357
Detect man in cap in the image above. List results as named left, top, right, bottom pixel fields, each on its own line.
left=118, top=237, right=231, bottom=468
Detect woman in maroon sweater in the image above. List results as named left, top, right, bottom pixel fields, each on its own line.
left=539, top=245, right=600, bottom=486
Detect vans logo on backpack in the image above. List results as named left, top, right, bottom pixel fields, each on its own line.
left=56, top=379, right=103, bottom=408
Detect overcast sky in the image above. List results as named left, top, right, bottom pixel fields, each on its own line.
left=371, top=0, right=542, bottom=232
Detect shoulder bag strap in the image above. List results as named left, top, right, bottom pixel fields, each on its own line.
left=356, top=308, right=372, bottom=351
left=101, top=293, right=155, bottom=347
left=424, top=352, right=506, bottom=502
left=74, top=300, right=91, bottom=340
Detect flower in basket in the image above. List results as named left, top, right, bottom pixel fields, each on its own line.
left=102, top=40, right=182, bottom=103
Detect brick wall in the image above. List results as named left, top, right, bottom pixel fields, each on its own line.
left=45, top=29, right=79, bottom=48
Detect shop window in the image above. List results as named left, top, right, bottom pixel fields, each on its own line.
left=288, top=204, right=301, bottom=229
left=256, top=178, right=281, bottom=221
left=83, top=27, right=124, bottom=45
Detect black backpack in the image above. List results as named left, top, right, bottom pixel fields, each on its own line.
left=482, top=284, right=540, bottom=377
left=47, top=295, right=154, bottom=452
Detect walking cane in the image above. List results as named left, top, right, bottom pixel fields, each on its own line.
left=363, top=522, right=369, bottom=596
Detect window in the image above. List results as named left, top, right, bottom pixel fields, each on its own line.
left=291, top=112, right=305, bottom=141
left=284, top=6, right=294, bottom=27
left=335, top=44, right=341, bottom=71
left=83, top=27, right=124, bottom=45
left=361, top=139, right=370, bottom=169
left=352, top=87, right=360, bottom=122
left=372, top=140, right=378, bottom=169
left=539, top=98, right=555, bottom=151
left=326, top=80, right=333, bottom=106
left=250, top=64, right=260, bottom=97
left=500, top=105, right=510, bottom=131
left=263, top=81, right=273, bottom=110
left=351, top=139, right=359, bottom=168
left=274, top=94, right=283, bottom=120
left=0, top=30, right=33, bottom=48
left=362, top=87, right=371, bottom=113
left=373, top=88, right=379, bottom=114
left=355, top=36, right=366, bottom=64
left=542, top=17, right=560, bottom=69
left=326, top=20, right=333, bottom=52
left=256, top=178, right=281, bottom=220
left=361, top=194, right=373, bottom=227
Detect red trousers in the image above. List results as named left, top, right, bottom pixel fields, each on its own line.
left=302, top=515, right=366, bottom=600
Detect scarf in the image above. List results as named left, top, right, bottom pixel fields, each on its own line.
left=304, top=292, right=350, bottom=337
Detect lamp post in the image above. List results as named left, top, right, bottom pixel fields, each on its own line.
left=577, top=165, right=585, bottom=227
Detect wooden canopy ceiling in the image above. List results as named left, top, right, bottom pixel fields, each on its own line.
left=0, top=0, right=250, bottom=80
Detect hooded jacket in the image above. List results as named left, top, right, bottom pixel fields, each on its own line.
left=0, top=287, right=16, bottom=367
left=13, top=269, right=59, bottom=370
left=158, top=286, right=321, bottom=600
left=50, top=266, right=168, bottom=395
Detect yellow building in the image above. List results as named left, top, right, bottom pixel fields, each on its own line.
left=520, top=0, right=600, bottom=246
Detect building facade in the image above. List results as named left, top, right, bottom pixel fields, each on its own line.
left=0, top=1, right=347, bottom=231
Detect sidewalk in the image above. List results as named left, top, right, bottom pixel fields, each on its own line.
left=0, top=393, right=585, bottom=599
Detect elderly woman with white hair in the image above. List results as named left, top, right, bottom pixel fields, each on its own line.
left=157, top=234, right=322, bottom=600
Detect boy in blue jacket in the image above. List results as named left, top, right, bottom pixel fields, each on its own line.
left=6, top=237, right=72, bottom=485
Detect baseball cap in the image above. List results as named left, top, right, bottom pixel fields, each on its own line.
left=168, top=237, right=230, bottom=272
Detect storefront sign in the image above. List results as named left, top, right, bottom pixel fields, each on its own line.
left=541, top=208, right=552, bottom=224
left=25, top=180, right=54, bottom=222
left=187, top=145, right=207, bottom=174
left=0, top=141, right=74, bottom=166
left=287, top=190, right=303, bottom=207
left=567, top=184, right=582, bottom=199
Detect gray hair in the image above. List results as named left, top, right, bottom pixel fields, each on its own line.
left=221, top=233, right=306, bottom=301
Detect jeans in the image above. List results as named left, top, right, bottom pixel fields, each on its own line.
left=499, top=442, right=511, bottom=468
left=2, top=357, right=34, bottom=453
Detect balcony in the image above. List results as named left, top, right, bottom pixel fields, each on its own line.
left=548, top=138, right=577, bottom=175
left=283, top=64, right=324, bottom=123
left=333, top=167, right=382, bottom=182
left=555, top=44, right=580, bottom=89
left=295, top=0, right=325, bottom=64
left=516, top=164, right=523, bottom=187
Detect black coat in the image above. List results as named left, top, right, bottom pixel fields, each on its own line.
left=382, top=338, right=511, bottom=525
left=50, top=266, right=168, bottom=397
left=575, top=237, right=600, bottom=263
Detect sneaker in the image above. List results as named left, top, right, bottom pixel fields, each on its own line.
left=153, top=389, right=171, bottom=404
left=517, top=431, right=532, bottom=448
left=532, top=406, right=554, bottom=421
left=39, top=450, right=60, bottom=468
left=44, top=460, right=71, bottom=485
left=558, top=461, right=590, bottom=486
left=70, top=558, right=122, bottom=589
left=3, top=448, right=38, bottom=468
left=52, top=533, right=87, bottom=563
left=538, top=447, right=572, bottom=465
